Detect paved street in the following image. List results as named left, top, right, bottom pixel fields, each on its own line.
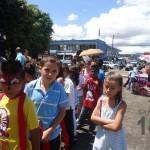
left=65, top=68, right=150, bottom=150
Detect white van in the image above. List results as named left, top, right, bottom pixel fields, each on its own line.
left=57, top=52, right=76, bottom=65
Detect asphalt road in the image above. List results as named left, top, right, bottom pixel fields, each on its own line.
left=63, top=68, right=150, bottom=150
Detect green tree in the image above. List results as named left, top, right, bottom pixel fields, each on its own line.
left=0, top=0, right=53, bottom=58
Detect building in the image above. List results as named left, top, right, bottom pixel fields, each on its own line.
left=106, top=45, right=121, bottom=61
left=50, top=39, right=121, bottom=61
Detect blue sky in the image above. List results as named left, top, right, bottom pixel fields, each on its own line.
left=28, top=0, right=120, bottom=25
left=27, top=0, right=150, bottom=54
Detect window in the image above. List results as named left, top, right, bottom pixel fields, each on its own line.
left=89, top=45, right=96, bottom=49
left=76, top=45, right=80, bottom=50
left=67, top=45, right=73, bottom=51
left=64, top=55, right=73, bottom=60
left=60, top=45, right=63, bottom=51
left=57, top=55, right=63, bottom=60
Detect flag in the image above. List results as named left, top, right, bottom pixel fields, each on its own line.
left=98, top=28, right=100, bottom=37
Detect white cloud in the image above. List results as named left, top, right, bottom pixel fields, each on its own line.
left=52, top=0, right=150, bottom=54
left=67, top=14, right=78, bottom=21
left=116, top=0, right=121, bottom=4
left=52, top=24, right=83, bottom=40
left=124, top=0, right=150, bottom=12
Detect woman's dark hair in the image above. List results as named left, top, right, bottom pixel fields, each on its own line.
left=90, top=64, right=99, bottom=71
left=69, top=65, right=79, bottom=86
left=24, top=62, right=36, bottom=78
left=1, top=59, right=25, bottom=79
left=105, top=71, right=123, bottom=103
left=62, top=63, right=69, bottom=73
left=56, top=61, right=64, bottom=79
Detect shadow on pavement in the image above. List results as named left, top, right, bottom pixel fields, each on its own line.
left=70, top=127, right=95, bottom=150
left=61, top=126, right=95, bottom=150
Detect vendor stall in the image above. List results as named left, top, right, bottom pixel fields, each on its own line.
left=132, top=74, right=150, bottom=96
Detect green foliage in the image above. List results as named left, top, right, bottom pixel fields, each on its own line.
left=0, top=0, right=53, bottom=57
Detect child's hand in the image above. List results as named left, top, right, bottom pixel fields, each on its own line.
left=41, top=128, right=53, bottom=143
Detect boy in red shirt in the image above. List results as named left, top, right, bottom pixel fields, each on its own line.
left=76, top=64, right=103, bottom=132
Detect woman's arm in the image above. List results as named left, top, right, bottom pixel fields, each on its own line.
left=30, top=128, right=40, bottom=150
left=41, top=106, right=66, bottom=142
left=91, top=98, right=114, bottom=125
left=102, top=102, right=127, bottom=131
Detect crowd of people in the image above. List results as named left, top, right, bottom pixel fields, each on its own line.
left=0, top=47, right=150, bottom=150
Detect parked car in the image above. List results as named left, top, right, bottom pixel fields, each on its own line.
left=102, top=61, right=118, bottom=70
left=108, top=62, right=118, bottom=69
left=102, top=61, right=110, bottom=71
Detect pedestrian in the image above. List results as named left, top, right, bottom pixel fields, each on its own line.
left=76, top=64, right=103, bottom=132
left=61, top=63, right=75, bottom=148
left=83, top=60, right=91, bottom=80
left=91, top=71, right=127, bottom=150
left=92, top=55, right=98, bottom=64
left=24, top=56, right=68, bottom=150
left=97, top=57, right=103, bottom=69
left=69, top=65, right=80, bottom=137
left=56, top=64, right=70, bottom=150
left=76, top=63, right=85, bottom=117
left=123, top=66, right=133, bottom=87
left=56, top=76, right=70, bottom=150
left=24, top=62, right=36, bottom=84
left=97, top=64, right=105, bottom=82
left=15, top=47, right=26, bottom=66
left=0, top=59, right=40, bottom=150
left=24, top=49, right=32, bottom=62
left=127, top=64, right=138, bottom=92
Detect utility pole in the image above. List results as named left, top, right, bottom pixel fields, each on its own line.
left=112, top=34, right=114, bottom=52
left=111, top=34, right=114, bottom=61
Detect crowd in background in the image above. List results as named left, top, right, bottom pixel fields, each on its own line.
left=0, top=47, right=150, bottom=150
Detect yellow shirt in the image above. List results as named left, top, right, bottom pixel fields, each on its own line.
left=0, top=95, right=39, bottom=150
